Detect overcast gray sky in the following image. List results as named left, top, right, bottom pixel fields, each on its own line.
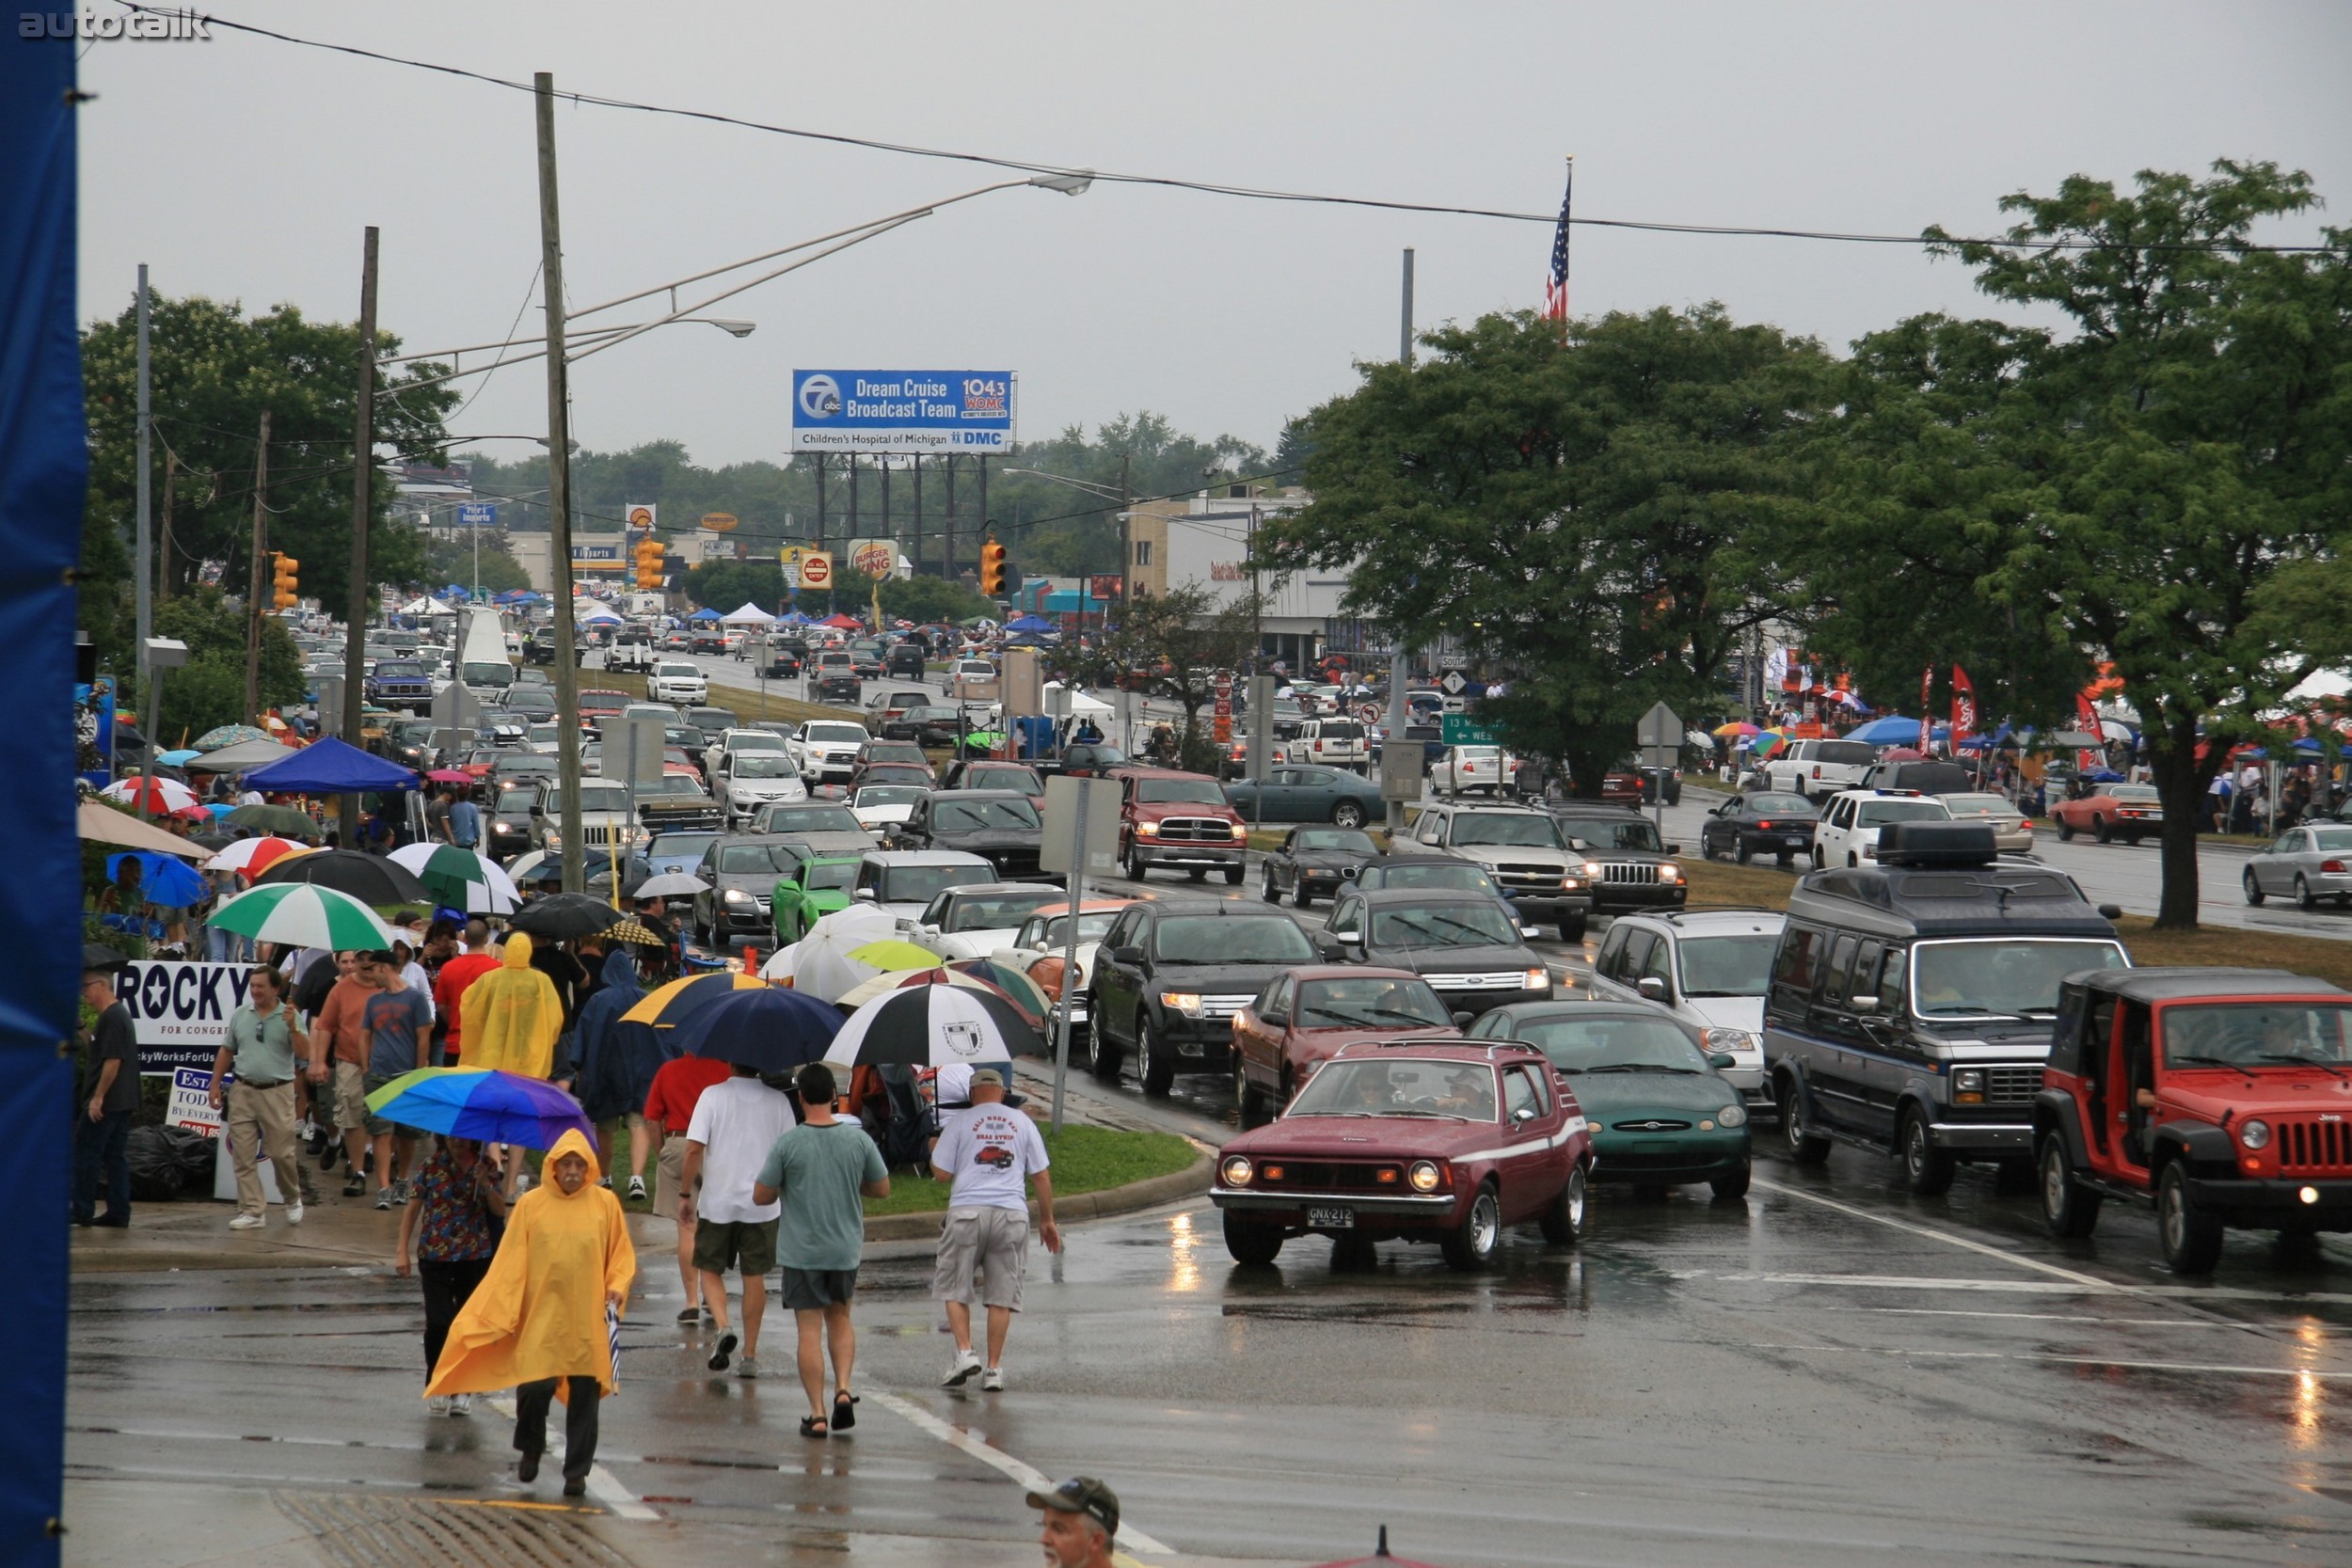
left=75, top=1, right=2352, bottom=468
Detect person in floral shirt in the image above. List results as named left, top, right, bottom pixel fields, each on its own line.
left=396, top=1135, right=508, bottom=1416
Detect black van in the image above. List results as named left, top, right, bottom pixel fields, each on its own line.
left=1762, top=822, right=2130, bottom=1195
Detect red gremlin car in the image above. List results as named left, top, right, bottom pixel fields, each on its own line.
left=2035, top=967, right=2352, bottom=1273
left=1212, top=1039, right=1592, bottom=1271
left=1231, top=967, right=1467, bottom=1128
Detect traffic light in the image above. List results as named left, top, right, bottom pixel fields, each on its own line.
left=633, top=534, right=664, bottom=590
left=979, top=537, right=1007, bottom=596
left=271, top=551, right=300, bottom=610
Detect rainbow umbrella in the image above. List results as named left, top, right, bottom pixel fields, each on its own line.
left=364, top=1068, right=593, bottom=1150
left=1712, top=721, right=1760, bottom=739
left=620, top=968, right=770, bottom=1029
left=1748, top=731, right=1789, bottom=760
left=202, top=835, right=312, bottom=881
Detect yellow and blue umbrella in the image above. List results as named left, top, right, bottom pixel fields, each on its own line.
left=364, top=1068, right=594, bottom=1150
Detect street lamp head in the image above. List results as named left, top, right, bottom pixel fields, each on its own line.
left=1027, top=170, right=1094, bottom=197
left=704, top=318, right=757, bottom=339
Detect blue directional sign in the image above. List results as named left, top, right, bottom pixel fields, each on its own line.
left=790, top=370, right=1016, bottom=454
left=456, top=502, right=496, bottom=527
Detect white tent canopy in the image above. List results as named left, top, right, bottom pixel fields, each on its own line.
left=1042, top=680, right=1114, bottom=717
left=399, top=594, right=457, bottom=617
left=577, top=603, right=623, bottom=626
left=721, top=602, right=778, bottom=626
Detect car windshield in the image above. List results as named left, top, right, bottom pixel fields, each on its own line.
left=882, top=863, right=995, bottom=904
left=2159, top=1002, right=2352, bottom=1068
left=732, top=754, right=798, bottom=780
left=1857, top=800, right=1951, bottom=828
left=945, top=891, right=1063, bottom=932
left=1814, top=741, right=1877, bottom=766
left=1294, top=829, right=1378, bottom=854
left=1136, top=779, right=1227, bottom=806
left=650, top=832, right=718, bottom=863
left=1315, top=721, right=1365, bottom=739
left=1677, top=934, right=1779, bottom=997
left=657, top=664, right=699, bottom=678
left=1020, top=911, right=1122, bottom=948
left=1295, top=977, right=1454, bottom=1030
left=762, top=806, right=865, bottom=835
left=647, top=777, right=704, bottom=798
left=2312, top=828, right=2352, bottom=851
left=867, top=744, right=928, bottom=764
left=1745, top=793, right=1812, bottom=814
left=2108, top=784, right=2160, bottom=803
left=793, top=860, right=861, bottom=894
left=861, top=766, right=932, bottom=786
left=1942, top=794, right=2015, bottom=816
left=1448, top=814, right=1564, bottom=848
left=1368, top=863, right=1496, bottom=895
left=462, top=662, right=512, bottom=684
left=719, top=844, right=799, bottom=875
left=373, top=661, right=424, bottom=678
left=1368, top=902, right=1519, bottom=950
left=855, top=786, right=925, bottom=807
left=493, top=784, right=536, bottom=812
left=935, top=800, right=1039, bottom=832
left=1911, top=939, right=2130, bottom=1021
left=1286, top=1059, right=1497, bottom=1121
left=1510, top=1015, right=1710, bottom=1072
left=1559, top=817, right=1661, bottom=852
left=805, top=723, right=867, bottom=744
left=1152, top=915, right=1317, bottom=965
left=548, top=784, right=630, bottom=815
left=971, top=768, right=1044, bottom=793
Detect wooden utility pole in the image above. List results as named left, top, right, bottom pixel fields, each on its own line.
left=157, top=450, right=176, bottom=605
left=536, top=71, right=586, bottom=893
left=340, top=226, right=380, bottom=847
left=243, top=410, right=271, bottom=724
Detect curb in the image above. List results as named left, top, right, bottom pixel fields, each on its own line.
left=861, top=1148, right=1213, bottom=1243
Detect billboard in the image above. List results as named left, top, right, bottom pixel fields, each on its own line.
left=790, top=371, right=1015, bottom=453
left=847, top=538, right=897, bottom=579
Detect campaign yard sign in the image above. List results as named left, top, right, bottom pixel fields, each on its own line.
left=111, top=961, right=253, bottom=1075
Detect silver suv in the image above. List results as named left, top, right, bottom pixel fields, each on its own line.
left=1585, top=910, right=1786, bottom=1111
left=1406, top=801, right=1595, bottom=941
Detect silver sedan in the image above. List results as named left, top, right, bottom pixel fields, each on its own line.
left=2242, top=823, right=2352, bottom=910
left=1940, top=791, right=2036, bottom=855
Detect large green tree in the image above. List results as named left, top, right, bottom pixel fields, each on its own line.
left=148, top=588, right=306, bottom=744
left=1257, top=307, right=1822, bottom=795
left=1059, top=583, right=1261, bottom=772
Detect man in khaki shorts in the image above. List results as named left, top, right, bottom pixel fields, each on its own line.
left=306, top=950, right=377, bottom=1199
left=930, top=1066, right=1058, bottom=1391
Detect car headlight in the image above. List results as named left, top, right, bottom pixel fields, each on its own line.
left=1702, top=1027, right=1757, bottom=1055
left=1226, top=822, right=1245, bottom=839
left=1220, top=1155, right=1253, bottom=1186
left=1561, top=874, right=1582, bottom=889
left=1657, top=863, right=1681, bottom=882
left=2240, top=1118, right=2270, bottom=1150
left=1407, top=1159, right=1443, bottom=1193
left=1523, top=968, right=1550, bottom=989
left=543, top=831, right=562, bottom=848
left=1718, top=1104, right=1748, bottom=1128
left=1953, top=1068, right=1984, bottom=1092
left=1159, top=990, right=1203, bottom=1016
left=1136, top=821, right=1160, bottom=837
left=1582, top=862, right=1604, bottom=878
left=724, top=888, right=752, bottom=906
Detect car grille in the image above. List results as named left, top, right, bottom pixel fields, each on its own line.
left=1424, top=972, right=1534, bottom=991
left=643, top=805, right=723, bottom=830
left=1597, top=1149, right=1710, bottom=1170
left=2276, top=1117, right=2352, bottom=1174
left=1597, top=862, right=1661, bottom=884
left=1200, top=994, right=1254, bottom=1020
left=1255, top=1160, right=1404, bottom=1192
left=983, top=849, right=1041, bottom=875
left=1157, top=817, right=1238, bottom=843
left=1492, top=863, right=1565, bottom=891
left=1986, top=1066, right=2043, bottom=1106
left=1610, top=1117, right=1693, bottom=1132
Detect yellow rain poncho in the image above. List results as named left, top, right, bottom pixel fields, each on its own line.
left=426, top=1129, right=635, bottom=1402
left=457, top=930, right=564, bottom=1079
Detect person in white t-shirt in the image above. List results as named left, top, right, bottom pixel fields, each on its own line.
left=929, top=1067, right=1057, bottom=1392
left=681, top=1066, right=797, bottom=1382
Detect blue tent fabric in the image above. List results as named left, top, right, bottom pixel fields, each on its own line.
left=1004, top=613, right=1055, bottom=632
left=686, top=606, right=723, bottom=622
left=1, top=31, right=82, bottom=1564
left=243, top=736, right=421, bottom=794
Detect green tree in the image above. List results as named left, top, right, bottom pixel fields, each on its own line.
left=1061, top=584, right=1260, bottom=772
left=147, top=587, right=306, bottom=743
left=998, top=412, right=1269, bottom=578
left=1257, top=307, right=1822, bottom=796
left=421, top=531, right=531, bottom=595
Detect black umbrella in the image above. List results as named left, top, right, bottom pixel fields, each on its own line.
left=110, top=725, right=150, bottom=752
left=822, top=982, right=1043, bottom=1069
left=82, top=942, right=130, bottom=971
left=507, top=893, right=625, bottom=941
left=675, top=987, right=843, bottom=1074
left=251, top=848, right=430, bottom=906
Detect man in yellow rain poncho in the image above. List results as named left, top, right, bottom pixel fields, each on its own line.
left=458, top=931, right=564, bottom=1079
left=426, top=1128, right=634, bottom=1497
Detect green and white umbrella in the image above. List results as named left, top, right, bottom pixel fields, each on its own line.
left=388, top=842, right=521, bottom=915
left=207, top=882, right=395, bottom=950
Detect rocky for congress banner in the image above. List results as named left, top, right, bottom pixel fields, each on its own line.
left=108, top=961, right=257, bottom=1075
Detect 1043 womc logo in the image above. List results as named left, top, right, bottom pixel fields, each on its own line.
left=20, top=8, right=211, bottom=38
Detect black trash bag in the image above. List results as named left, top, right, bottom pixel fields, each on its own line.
left=126, top=1124, right=218, bottom=1201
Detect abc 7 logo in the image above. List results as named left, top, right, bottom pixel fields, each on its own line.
left=798, top=374, right=843, bottom=420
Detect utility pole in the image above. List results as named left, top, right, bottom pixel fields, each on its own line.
left=339, top=226, right=380, bottom=847
left=135, top=264, right=152, bottom=662
left=536, top=71, right=586, bottom=893
left=157, top=450, right=176, bottom=607
left=244, top=410, right=271, bottom=724
left=1386, top=247, right=1416, bottom=835
left=1118, top=451, right=1131, bottom=611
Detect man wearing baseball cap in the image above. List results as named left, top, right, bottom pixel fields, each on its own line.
left=928, top=1064, right=1057, bottom=1390
left=1026, top=1476, right=1120, bottom=1568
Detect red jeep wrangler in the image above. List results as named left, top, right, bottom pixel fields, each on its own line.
left=1112, top=766, right=1247, bottom=885
left=2034, top=967, right=2352, bottom=1273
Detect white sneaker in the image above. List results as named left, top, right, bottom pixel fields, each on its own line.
left=228, top=1212, right=264, bottom=1230
left=942, top=1348, right=982, bottom=1388
left=428, top=1395, right=451, bottom=1416
left=449, top=1393, right=473, bottom=1418
left=284, top=1203, right=304, bottom=1227
left=980, top=1366, right=1005, bottom=1392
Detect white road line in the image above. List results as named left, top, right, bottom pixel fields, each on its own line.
left=1752, top=1177, right=2131, bottom=1291
left=1708, top=1267, right=2352, bottom=1307
left=1817, top=1306, right=2241, bottom=1328
left=482, top=1395, right=659, bottom=1521
left=1739, top=1342, right=2352, bottom=1379
left=867, top=1389, right=1173, bottom=1557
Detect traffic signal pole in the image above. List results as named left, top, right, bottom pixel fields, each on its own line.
left=244, top=409, right=270, bottom=726
left=339, top=226, right=378, bottom=847
left=536, top=71, right=587, bottom=894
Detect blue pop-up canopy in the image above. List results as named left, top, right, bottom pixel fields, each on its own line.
left=243, top=736, right=421, bottom=794
left=686, top=606, right=723, bottom=622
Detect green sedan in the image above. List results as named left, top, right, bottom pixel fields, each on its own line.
left=771, top=855, right=863, bottom=945
left=1468, top=1000, right=1752, bottom=1199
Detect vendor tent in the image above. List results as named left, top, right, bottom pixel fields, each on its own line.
left=242, top=736, right=421, bottom=794
left=686, top=606, right=724, bottom=623
left=76, top=801, right=208, bottom=858
left=183, top=736, right=300, bottom=772
left=721, top=602, right=777, bottom=626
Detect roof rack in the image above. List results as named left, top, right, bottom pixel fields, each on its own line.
left=1658, top=906, right=1785, bottom=922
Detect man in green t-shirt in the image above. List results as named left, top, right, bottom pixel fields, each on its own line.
left=751, top=1063, right=889, bottom=1439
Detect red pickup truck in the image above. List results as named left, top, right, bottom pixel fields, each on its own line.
left=1112, top=767, right=1247, bottom=885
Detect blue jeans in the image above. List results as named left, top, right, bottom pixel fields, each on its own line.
left=73, top=1109, right=132, bottom=1223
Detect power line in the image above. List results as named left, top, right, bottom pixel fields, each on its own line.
left=116, top=2, right=2345, bottom=257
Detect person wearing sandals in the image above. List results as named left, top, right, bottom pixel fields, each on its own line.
left=749, top=1063, right=890, bottom=1439
left=680, top=1064, right=796, bottom=1380
left=930, top=1066, right=1059, bottom=1392
left=396, top=1134, right=507, bottom=1416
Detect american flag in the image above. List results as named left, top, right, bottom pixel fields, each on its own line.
left=1543, top=159, right=1573, bottom=325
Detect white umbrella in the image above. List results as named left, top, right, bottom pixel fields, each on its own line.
left=760, top=905, right=898, bottom=994
left=100, top=776, right=200, bottom=814
left=823, top=983, right=1019, bottom=1069
left=631, top=872, right=709, bottom=898
left=208, top=882, right=396, bottom=949
left=387, top=842, right=522, bottom=914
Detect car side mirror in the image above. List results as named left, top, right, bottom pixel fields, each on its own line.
left=852, top=888, right=877, bottom=902
left=1665, top=843, right=1682, bottom=855
left=1568, top=837, right=1590, bottom=852
left=1107, top=945, right=1144, bottom=965
left=2097, top=904, right=2123, bottom=921
left=1708, top=1053, right=1738, bottom=1070
left=1850, top=994, right=1881, bottom=1015
left=1513, top=1106, right=1537, bottom=1123
left=1520, top=926, right=1543, bottom=941
left=1636, top=976, right=1669, bottom=1003
left=1451, top=1011, right=1474, bottom=1028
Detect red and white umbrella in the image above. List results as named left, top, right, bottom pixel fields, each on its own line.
left=201, top=835, right=314, bottom=882
left=101, top=776, right=200, bottom=815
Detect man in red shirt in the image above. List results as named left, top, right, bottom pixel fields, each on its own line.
left=644, top=1052, right=733, bottom=1323
left=431, top=919, right=502, bottom=1068
left=306, top=951, right=378, bottom=1198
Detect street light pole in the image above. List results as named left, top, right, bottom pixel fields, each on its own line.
left=339, top=226, right=378, bottom=847
left=135, top=264, right=151, bottom=663
left=536, top=71, right=586, bottom=894
left=1386, top=246, right=1416, bottom=836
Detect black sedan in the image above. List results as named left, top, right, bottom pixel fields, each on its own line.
left=1695, top=789, right=1819, bottom=866
left=1314, top=888, right=1553, bottom=1017
left=1354, top=854, right=1510, bottom=901
left=1260, top=825, right=1382, bottom=908
left=887, top=789, right=1045, bottom=879
left=882, top=705, right=967, bottom=746
left=688, top=834, right=811, bottom=948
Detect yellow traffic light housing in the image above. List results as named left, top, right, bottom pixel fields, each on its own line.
left=979, top=537, right=1007, bottom=596
left=633, top=535, right=664, bottom=590
left=271, top=552, right=300, bottom=610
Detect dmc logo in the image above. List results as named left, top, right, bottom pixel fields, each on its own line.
left=20, top=8, right=211, bottom=37
left=798, top=374, right=842, bottom=421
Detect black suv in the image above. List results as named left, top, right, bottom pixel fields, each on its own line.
left=1089, top=903, right=1323, bottom=1094
left=1545, top=804, right=1689, bottom=916
left=886, top=642, right=929, bottom=679
left=1315, top=887, right=1549, bottom=1017
left=887, top=790, right=1045, bottom=879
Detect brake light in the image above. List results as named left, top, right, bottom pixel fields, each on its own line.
left=2327, top=860, right=2347, bottom=875
left=1812, top=766, right=1822, bottom=779
left=1756, top=820, right=1772, bottom=830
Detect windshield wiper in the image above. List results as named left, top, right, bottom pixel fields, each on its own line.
left=2257, top=1052, right=2350, bottom=1080
left=1383, top=1109, right=1473, bottom=1120
left=2169, top=1053, right=2258, bottom=1082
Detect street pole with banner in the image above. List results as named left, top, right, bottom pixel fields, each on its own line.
left=1040, top=776, right=1120, bottom=1131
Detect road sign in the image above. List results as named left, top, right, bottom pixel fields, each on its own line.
left=625, top=504, right=656, bottom=531
left=1437, top=652, right=1470, bottom=670
left=456, top=502, right=495, bottom=528
left=701, top=512, right=739, bottom=532
left=1636, top=702, right=1685, bottom=750
left=799, top=551, right=834, bottom=590
left=428, top=682, right=482, bottom=731
left=1441, top=715, right=1500, bottom=746
left=1213, top=671, right=1233, bottom=745
left=1041, top=776, right=1121, bottom=877
left=1439, top=670, right=1469, bottom=697
left=1358, top=703, right=1384, bottom=724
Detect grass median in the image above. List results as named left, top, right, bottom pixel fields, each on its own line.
left=587, top=667, right=860, bottom=726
